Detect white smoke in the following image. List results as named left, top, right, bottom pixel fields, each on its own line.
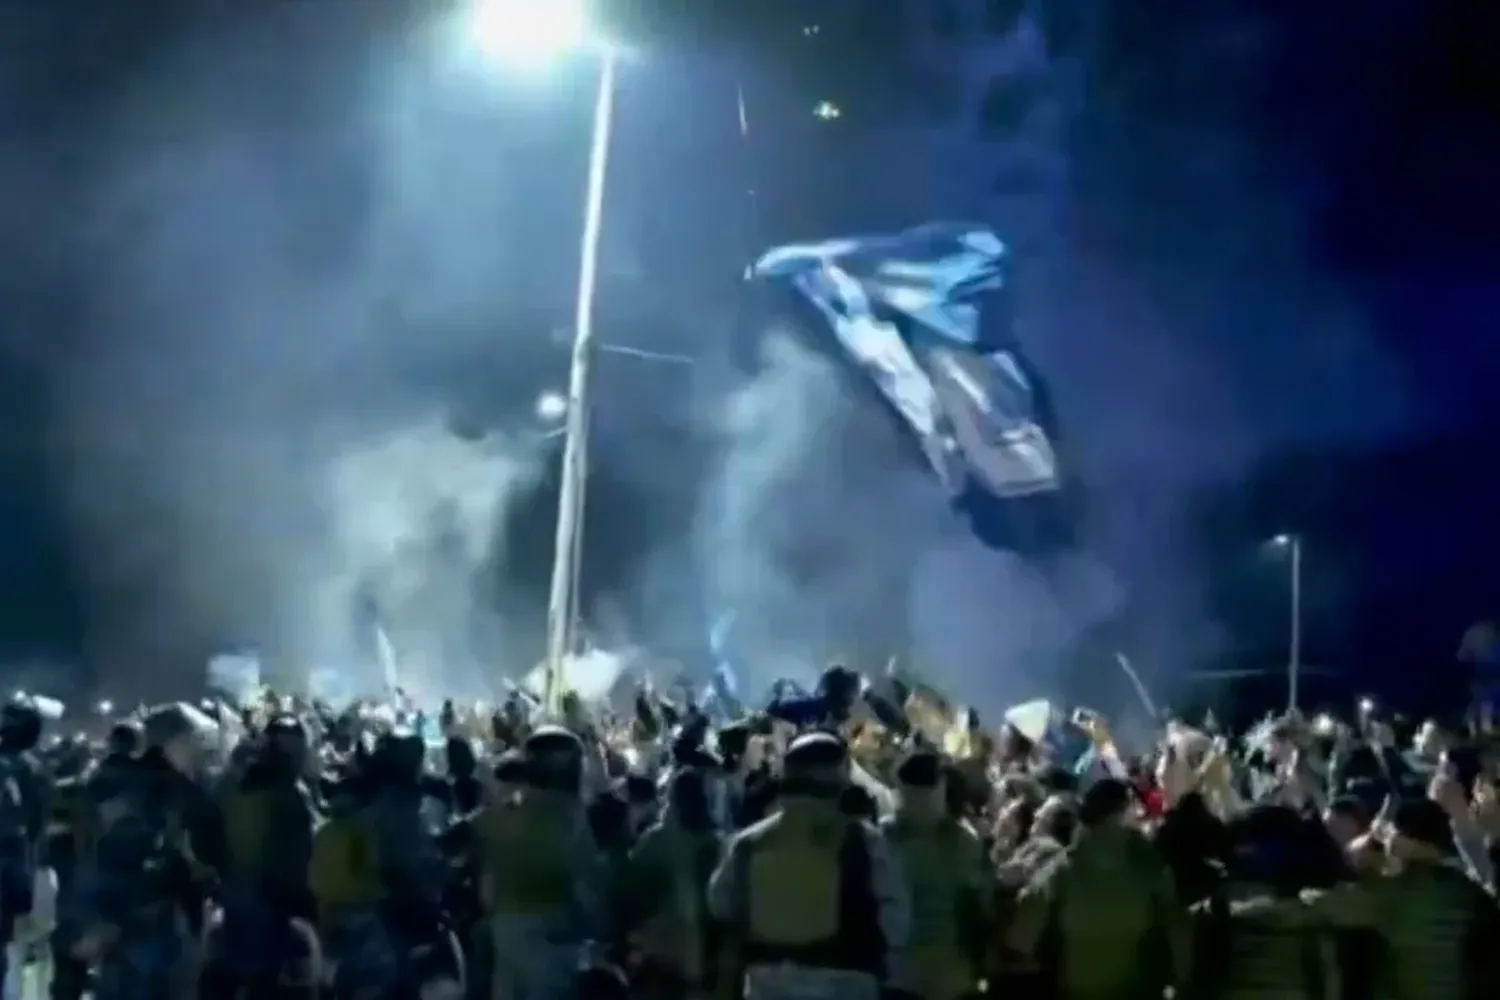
left=699, top=331, right=928, bottom=685
left=48, top=15, right=575, bottom=698
left=698, top=328, right=1121, bottom=709
left=300, top=419, right=547, bottom=697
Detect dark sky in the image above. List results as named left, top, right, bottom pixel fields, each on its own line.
left=0, top=0, right=1495, bottom=704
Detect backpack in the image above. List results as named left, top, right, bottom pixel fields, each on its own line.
left=310, top=810, right=380, bottom=918
left=223, top=787, right=272, bottom=879
left=732, top=819, right=883, bottom=977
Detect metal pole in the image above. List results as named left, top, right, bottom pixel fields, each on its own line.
left=542, top=53, right=616, bottom=715
left=1288, top=536, right=1302, bottom=711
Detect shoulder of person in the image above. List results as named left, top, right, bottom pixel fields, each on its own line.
left=630, top=818, right=671, bottom=852
left=731, top=812, right=782, bottom=848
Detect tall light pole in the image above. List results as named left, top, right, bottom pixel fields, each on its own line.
left=542, top=52, right=616, bottom=716
left=461, top=0, right=615, bottom=715
left=1269, top=533, right=1303, bottom=711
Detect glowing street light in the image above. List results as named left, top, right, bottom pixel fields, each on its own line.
left=463, top=0, right=592, bottom=71
left=461, top=0, right=614, bottom=715
left=534, top=390, right=569, bottom=422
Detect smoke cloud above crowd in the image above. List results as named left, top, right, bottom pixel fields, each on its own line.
left=4, top=3, right=1429, bottom=712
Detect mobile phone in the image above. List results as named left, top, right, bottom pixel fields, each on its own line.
left=1072, top=707, right=1100, bottom=728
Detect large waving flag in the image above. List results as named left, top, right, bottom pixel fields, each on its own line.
left=751, top=222, right=1066, bottom=550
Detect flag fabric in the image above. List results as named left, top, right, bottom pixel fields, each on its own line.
left=751, top=222, right=1066, bottom=550
left=765, top=678, right=830, bottom=728
left=1001, top=697, right=1095, bottom=772
left=206, top=652, right=263, bottom=707
left=905, top=684, right=956, bottom=746
left=702, top=613, right=745, bottom=719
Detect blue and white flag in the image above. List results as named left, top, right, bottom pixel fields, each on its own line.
left=751, top=222, right=1064, bottom=549
left=701, top=613, right=744, bottom=718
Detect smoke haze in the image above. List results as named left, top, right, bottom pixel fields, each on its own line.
left=1, top=2, right=1450, bottom=716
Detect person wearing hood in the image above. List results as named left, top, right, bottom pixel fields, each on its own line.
left=708, top=731, right=909, bottom=1000
left=623, top=768, right=723, bottom=996
left=481, top=725, right=606, bottom=1000
left=1007, top=777, right=1187, bottom=1000
left=882, top=750, right=993, bottom=1000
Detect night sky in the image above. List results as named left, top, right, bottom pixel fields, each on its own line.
left=0, top=0, right=1494, bottom=709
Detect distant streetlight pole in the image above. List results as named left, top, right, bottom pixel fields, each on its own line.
left=1269, top=533, right=1303, bottom=711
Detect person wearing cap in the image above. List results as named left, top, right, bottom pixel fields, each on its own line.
left=482, top=724, right=607, bottom=1000
left=707, top=730, right=909, bottom=1000
left=1305, top=796, right=1500, bottom=1000
left=882, top=750, right=992, bottom=1000
left=1007, top=778, right=1188, bottom=1000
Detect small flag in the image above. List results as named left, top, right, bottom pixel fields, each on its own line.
left=704, top=613, right=744, bottom=718
left=206, top=652, right=263, bottom=707
left=905, top=684, right=955, bottom=746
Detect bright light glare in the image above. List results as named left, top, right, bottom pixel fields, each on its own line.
left=536, top=391, right=568, bottom=421
left=466, top=0, right=591, bottom=69
left=1269, top=533, right=1293, bottom=547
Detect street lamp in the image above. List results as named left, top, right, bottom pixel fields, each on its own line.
left=459, top=0, right=614, bottom=716
left=463, top=0, right=592, bottom=72
left=1267, top=533, right=1303, bottom=711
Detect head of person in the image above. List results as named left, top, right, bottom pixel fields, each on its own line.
left=104, top=720, right=143, bottom=759
left=1077, top=777, right=1133, bottom=832
left=1323, top=795, right=1370, bottom=847
left=1388, top=798, right=1455, bottom=864
left=895, top=748, right=946, bottom=817
left=780, top=731, right=849, bottom=803
left=264, top=713, right=310, bottom=772
left=820, top=665, right=861, bottom=720
left=0, top=700, right=43, bottom=754
left=373, top=728, right=426, bottom=784
left=524, top=725, right=586, bottom=795
left=142, top=702, right=210, bottom=777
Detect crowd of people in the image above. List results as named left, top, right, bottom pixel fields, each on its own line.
left=0, top=660, right=1498, bottom=1000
